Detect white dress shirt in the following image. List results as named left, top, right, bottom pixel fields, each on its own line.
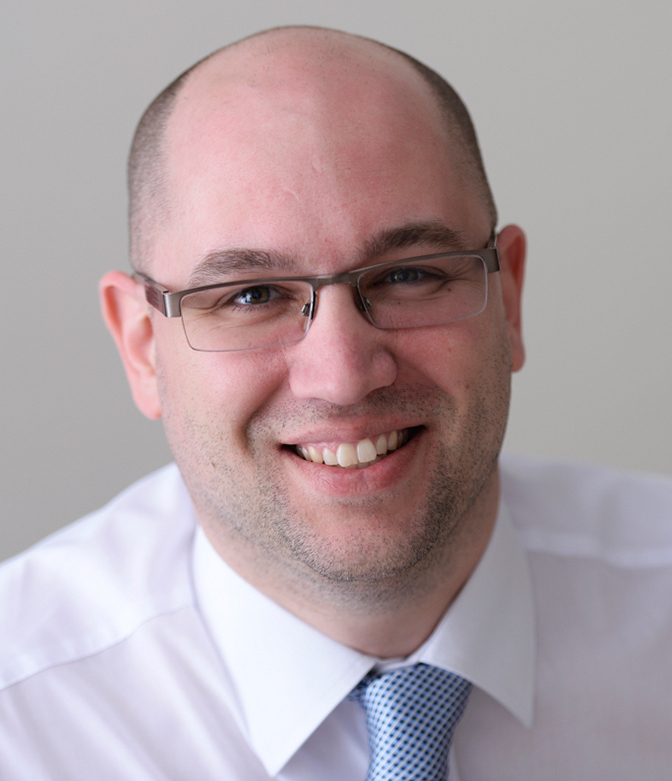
left=1, top=455, right=672, bottom=779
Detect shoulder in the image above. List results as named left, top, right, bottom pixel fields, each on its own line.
left=499, top=453, right=672, bottom=565
left=0, top=464, right=197, bottom=690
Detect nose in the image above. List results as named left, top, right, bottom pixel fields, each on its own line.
left=288, top=284, right=397, bottom=405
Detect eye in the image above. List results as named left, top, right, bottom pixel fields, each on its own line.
left=359, top=261, right=457, bottom=304
left=233, top=285, right=278, bottom=306
left=375, top=265, right=443, bottom=288
left=386, top=267, right=424, bottom=284
left=183, top=280, right=309, bottom=317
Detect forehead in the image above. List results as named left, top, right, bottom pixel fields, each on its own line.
left=154, top=33, right=487, bottom=281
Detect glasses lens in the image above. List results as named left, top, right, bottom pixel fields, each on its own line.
left=359, top=255, right=488, bottom=329
left=180, top=279, right=313, bottom=352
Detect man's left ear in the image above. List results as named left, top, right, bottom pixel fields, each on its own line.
left=495, top=224, right=526, bottom=372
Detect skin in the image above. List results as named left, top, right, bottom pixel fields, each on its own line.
left=101, top=28, right=526, bottom=657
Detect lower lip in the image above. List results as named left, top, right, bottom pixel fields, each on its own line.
left=283, top=431, right=423, bottom=497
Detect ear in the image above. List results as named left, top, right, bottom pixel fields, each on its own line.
left=495, top=224, right=526, bottom=372
left=99, top=271, right=162, bottom=419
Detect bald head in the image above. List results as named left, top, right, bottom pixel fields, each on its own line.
left=128, top=27, right=497, bottom=272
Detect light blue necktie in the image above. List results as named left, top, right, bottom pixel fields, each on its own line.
left=349, top=663, right=472, bottom=781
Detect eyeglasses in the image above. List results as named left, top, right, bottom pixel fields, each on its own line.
left=136, top=237, right=500, bottom=352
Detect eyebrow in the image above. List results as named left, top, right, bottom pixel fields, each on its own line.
left=187, top=249, right=300, bottom=287
left=187, top=221, right=466, bottom=287
left=360, top=221, right=466, bottom=263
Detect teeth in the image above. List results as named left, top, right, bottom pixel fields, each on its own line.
left=295, top=429, right=410, bottom=467
left=323, top=447, right=338, bottom=466
left=357, top=438, right=378, bottom=463
left=337, top=443, right=358, bottom=467
left=307, top=445, right=323, bottom=464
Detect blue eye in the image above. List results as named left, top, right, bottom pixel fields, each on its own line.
left=233, top=286, right=276, bottom=305
left=386, top=267, right=423, bottom=284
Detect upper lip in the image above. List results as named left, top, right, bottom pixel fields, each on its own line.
left=280, top=421, right=423, bottom=446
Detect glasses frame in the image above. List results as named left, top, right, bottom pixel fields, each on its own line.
left=135, top=234, right=500, bottom=351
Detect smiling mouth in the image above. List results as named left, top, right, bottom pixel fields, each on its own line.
left=292, top=428, right=415, bottom=468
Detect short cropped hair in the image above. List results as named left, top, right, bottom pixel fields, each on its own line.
left=392, top=48, right=497, bottom=229
left=127, top=63, right=198, bottom=271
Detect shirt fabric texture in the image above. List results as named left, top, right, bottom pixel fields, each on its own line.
left=1, top=454, right=671, bottom=779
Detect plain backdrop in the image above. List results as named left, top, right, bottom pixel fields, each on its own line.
left=2, top=1, right=670, bottom=562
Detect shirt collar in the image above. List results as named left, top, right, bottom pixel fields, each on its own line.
left=192, top=497, right=535, bottom=776
left=411, top=498, right=536, bottom=728
left=193, top=531, right=376, bottom=775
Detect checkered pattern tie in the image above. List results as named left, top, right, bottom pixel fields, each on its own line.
left=349, top=663, right=472, bottom=780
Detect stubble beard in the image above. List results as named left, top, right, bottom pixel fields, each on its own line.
left=168, top=374, right=510, bottom=605
left=263, top=393, right=504, bottom=600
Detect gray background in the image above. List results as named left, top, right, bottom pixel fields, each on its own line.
left=2, top=1, right=670, bottom=562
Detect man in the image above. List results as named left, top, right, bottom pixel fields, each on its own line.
left=1, top=26, right=671, bottom=780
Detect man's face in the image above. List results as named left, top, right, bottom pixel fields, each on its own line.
left=137, top=41, right=524, bottom=589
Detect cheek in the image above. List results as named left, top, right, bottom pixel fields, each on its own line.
left=156, top=339, right=291, bottom=441
left=395, top=315, right=507, bottom=394
left=394, top=313, right=513, bottom=449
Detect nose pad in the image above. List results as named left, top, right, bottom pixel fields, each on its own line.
left=359, top=295, right=373, bottom=313
left=305, top=283, right=371, bottom=330
left=351, top=286, right=372, bottom=315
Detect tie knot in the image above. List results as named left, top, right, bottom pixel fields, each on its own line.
left=349, top=663, right=471, bottom=781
